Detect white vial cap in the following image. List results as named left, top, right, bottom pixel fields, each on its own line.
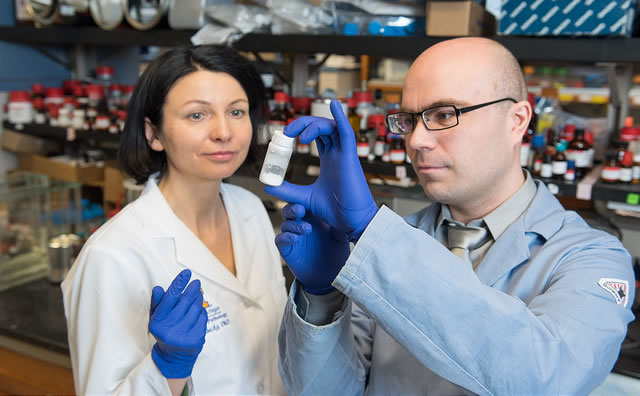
left=271, top=130, right=295, bottom=149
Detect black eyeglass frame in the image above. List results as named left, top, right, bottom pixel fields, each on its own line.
left=385, top=97, right=518, bottom=134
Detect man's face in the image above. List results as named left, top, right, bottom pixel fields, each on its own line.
left=402, top=49, right=518, bottom=210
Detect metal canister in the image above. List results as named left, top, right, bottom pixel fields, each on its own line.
left=47, top=234, right=81, bottom=283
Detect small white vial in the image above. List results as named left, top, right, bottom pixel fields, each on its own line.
left=259, top=130, right=295, bottom=186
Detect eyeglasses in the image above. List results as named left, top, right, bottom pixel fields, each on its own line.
left=385, top=97, right=517, bottom=135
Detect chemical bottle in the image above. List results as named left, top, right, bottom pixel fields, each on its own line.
left=566, top=129, right=590, bottom=180
left=390, top=135, right=406, bottom=164
left=357, top=131, right=370, bottom=158
left=269, top=91, right=292, bottom=138
left=564, top=160, right=576, bottom=183
left=259, top=130, right=295, bottom=186
left=540, top=153, right=553, bottom=179
left=633, top=151, right=640, bottom=184
left=373, top=126, right=387, bottom=159
left=529, top=134, right=545, bottom=174
left=552, top=141, right=568, bottom=181
left=620, top=150, right=634, bottom=184
left=601, top=152, right=621, bottom=184
left=561, top=124, right=576, bottom=142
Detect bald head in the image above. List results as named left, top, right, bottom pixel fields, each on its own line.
left=407, top=37, right=527, bottom=104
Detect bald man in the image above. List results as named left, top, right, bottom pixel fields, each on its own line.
left=266, top=38, right=634, bottom=395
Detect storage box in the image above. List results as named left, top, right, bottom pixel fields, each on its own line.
left=318, top=69, right=361, bottom=99
left=498, top=0, right=637, bottom=37
left=427, top=1, right=497, bottom=37
left=103, top=165, right=125, bottom=205
left=18, top=154, right=104, bottom=183
left=1, top=129, right=59, bottom=154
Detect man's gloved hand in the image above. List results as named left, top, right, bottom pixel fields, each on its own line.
left=276, top=203, right=350, bottom=295
left=264, top=99, right=378, bottom=242
left=149, top=269, right=207, bottom=378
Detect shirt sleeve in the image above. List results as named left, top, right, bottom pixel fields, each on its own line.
left=278, top=281, right=374, bottom=395
left=333, top=205, right=635, bottom=396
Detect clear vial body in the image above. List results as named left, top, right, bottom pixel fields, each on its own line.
left=260, top=130, right=295, bottom=186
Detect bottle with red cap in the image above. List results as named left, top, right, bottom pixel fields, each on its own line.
left=8, top=91, right=33, bottom=129
left=620, top=150, right=634, bottom=184
left=291, top=96, right=311, bottom=154
left=561, top=124, right=576, bottom=143
left=601, top=151, right=621, bottom=183
left=368, top=114, right=386, bottom=159
left=269, top=91, right=292, bottom=139
left=619, top=116, right=639, bottom=143
left=44, top=87, right=64, bottom=120
left=96, top=66, right=115, bottom=89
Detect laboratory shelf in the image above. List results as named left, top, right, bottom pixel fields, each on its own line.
left=3, top=121, right=120, bottom=143
left=3, top=25, right=640, bottom=62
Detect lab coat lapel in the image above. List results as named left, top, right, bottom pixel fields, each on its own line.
left=475, top=181, right=565, bottom=286
left=137, top=178, right=254, bottom=301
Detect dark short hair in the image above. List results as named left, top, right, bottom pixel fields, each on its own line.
left=118, top=45, right=267, bottom=184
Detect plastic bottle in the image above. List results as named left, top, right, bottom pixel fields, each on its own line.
left=8, top=91, right=33, bottom=129
left=259, top=130, right=295, bottom=186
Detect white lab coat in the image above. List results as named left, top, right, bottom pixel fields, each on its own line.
left=62, top=177, right=287, bottom=395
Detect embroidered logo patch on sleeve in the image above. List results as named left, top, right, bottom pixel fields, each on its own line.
left=598, top=278, right=629, bottom=308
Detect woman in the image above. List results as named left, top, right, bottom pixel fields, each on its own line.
left=61, top=45, right=287, bottom=395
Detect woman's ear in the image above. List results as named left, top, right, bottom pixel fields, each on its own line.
left=145, top=117, right=164, bottom=152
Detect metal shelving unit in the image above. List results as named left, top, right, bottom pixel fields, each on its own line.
left=3, top=26, right=640, bottom=62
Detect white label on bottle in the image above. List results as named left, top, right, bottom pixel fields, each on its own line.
left=633, top=165, right=640, bottom=180
left=520, top=144, right=530, bottom=167
left=601, top=168, right=621, bottom=181
left=382, top=152, right=390, bottom=162
left=540, top=163, right=553, bottom=178
left=566, top=150, right=589, bottom=168
left=620, top=168, right=633, bottom=182
left=95, top=117, right=110, bottom=129
left=374, top=141, right=385, bottom=157
left=564, top=170, right=575, bottom=182
left=8, top=102, right=33, bottom=124
left=357, top=144, right=370, bottom=158
left=552, top=161, right=567, bottom=175
left=534, top=159, right=542, bottom=173
left=390, top=150, right=405, bottom=163
left=395, top=166, right=407, bottom=178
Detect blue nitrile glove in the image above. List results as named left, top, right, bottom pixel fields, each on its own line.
left=149, top=269, right=207, bottom=378
left=264, top=99, right=378, bottom=242
left=276, top=203, right=350, bottom=295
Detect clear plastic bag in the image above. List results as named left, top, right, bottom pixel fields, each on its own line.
left=204, top=4, right=271, bottom=34
left=254, top=0, right=333, bottom=34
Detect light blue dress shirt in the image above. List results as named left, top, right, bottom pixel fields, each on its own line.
left=278, top=180, right=635, bottom=395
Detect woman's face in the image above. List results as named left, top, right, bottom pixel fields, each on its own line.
left=146, top=70, right=252, bottom=183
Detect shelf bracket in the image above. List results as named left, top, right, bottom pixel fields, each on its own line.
left=28, top=45, right=71, bottom=71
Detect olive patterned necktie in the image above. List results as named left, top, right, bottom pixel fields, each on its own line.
left=446, top=222, right=489, bottom=265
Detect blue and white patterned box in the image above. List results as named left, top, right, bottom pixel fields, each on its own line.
left=498, top=0, right=637, bottom=36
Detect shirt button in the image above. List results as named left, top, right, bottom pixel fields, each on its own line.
left=257, top=384, right=264, bottom=393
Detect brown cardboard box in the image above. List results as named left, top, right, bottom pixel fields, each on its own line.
left=1, top=129, right=59, bottom=154
left=427, top=1, right=496, bottom=37
left=18, top=154, right=104, bottom=183
left=318, top=69, right=360, bottom=99
left=103, top=165, right=125, bottom=205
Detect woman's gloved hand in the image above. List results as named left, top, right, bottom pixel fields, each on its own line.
left=264, top=100, right=378, bottom=242
left=276, top=203, right=350, bottom=295
left=149, top=269, right=207, bottom=378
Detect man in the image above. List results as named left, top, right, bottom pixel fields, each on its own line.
left=265, top=37, right=635, bottom=395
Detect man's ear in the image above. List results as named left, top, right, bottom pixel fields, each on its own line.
left=145, top=117, right=164, bottom=152
left=511, top=100, right=531, bottom=143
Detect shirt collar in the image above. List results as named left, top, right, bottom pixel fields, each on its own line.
left=435, top=170, right=537, bottom=241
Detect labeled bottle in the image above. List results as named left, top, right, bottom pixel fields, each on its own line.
left=566, top=129, right=590, bottom=180
left=601, top=152, right=621, bottom=184
left=620, top=150, right=634, bottom=184
left=269, top=92, right=292, bottom=138
left=530, top=134, right=545, bottom=175
left=552, top=141, right=568, bottom=181
left=373, top=126, right=387, bottom=159
left=633, top=152, right=640, bottom=184
left=540, top=153, right=553, bottom=179
left=564, top=160, right=576, bottom=183
left=259, top=130, right=295, bottom=186
left=357, top=131, right=370, bottom=158
left=390, top=135, right=406, bottom=164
